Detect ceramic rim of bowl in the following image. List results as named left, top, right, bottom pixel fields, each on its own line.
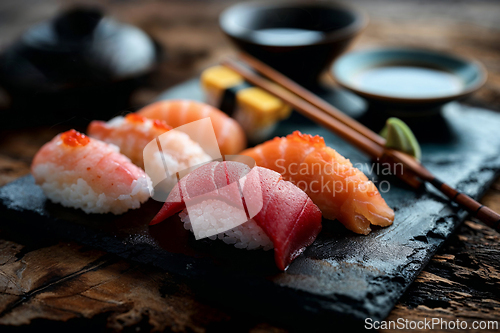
left=331, top=47, right=487, bottom=105
left=219, top=0, right=368, bottom=48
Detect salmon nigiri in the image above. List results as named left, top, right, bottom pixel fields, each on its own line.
left=137, top=100, right=247, bottom=155
left=31, top=130, right=151, bottom=214
left=150, top=161, right=322, bottom=271
left=241, top=131, right=394, bottom=235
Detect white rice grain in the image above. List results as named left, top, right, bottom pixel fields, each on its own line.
left=32, top=163, right=151, bottom=215
left=179, top=205, right=273, bottom=251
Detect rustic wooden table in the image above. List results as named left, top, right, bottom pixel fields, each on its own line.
left=0, top=0, right=499, bottom=331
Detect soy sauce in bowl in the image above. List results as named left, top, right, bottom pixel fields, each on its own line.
left=352, top=66, right=464, bottom=98
left=220, top=1, right=367, bottom=86
left=332, top=48, right=487, bottom=114
left=252, top=28, right=326, bottom=47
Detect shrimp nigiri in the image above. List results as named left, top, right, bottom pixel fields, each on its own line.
left=137, top=100, right=247, bottom=155
left=150, top=161, right=322, bottom=271
left=241, top=131, right=394, bottom=235
left=88, top=114, right=211, bottom=169
left=31, top=130, right=151, bottom=214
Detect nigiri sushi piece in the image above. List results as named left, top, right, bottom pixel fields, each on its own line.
left=31, top=130, right=151, bottom=215
left=150, top=161, right=322, bottom=271
left=87, top=114, right=211, bottom=169
left=137, top=100, right=247, bottom=155
left=241, top=131, right=394, bottom=235
left=87, top=114, right=171, bottom=167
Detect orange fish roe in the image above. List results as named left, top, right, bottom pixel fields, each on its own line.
left=125, top=114, right=146, bottom=124
left=125, top=113, right=171, bottom=131
left=152, top=119, right=171, bottom=131
left=61, top=130, right=90, bottom=147
left=286, top=131, right=325, bottom=147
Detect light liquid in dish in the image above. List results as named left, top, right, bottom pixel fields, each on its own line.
left=352, top=66, right=464, bottom=98
left=253, top=28, right=325, bottom=46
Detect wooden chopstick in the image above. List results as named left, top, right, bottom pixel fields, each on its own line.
left=222, top=59, right=383, bottom=155
left=237, top=52, right=386, bottom=146
left=235, top=52, right=422, bottom=188
left=222, top=55, right=500, bottom=231
left=221, top=57, right=422, bottom=188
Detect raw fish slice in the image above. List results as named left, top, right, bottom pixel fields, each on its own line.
left=88, top=114, right=210, bottom=170
left=241, top=167, right=322, bottom=270
left=241, top=131, right=394, bottom=235
left=150, top=161, right=322, bottom=270
left=137, top=100, right=247, bottom=155
left=150, top=161, right=251, bottom=225
left=31, top=130, right=151, bottom=214
left=88, top=114, right=171, bottom=167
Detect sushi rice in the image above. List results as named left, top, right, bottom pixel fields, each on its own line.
left=88, top=114, right=212, bottom=201
left=150, top=161, right=324, bottom=270
left=31, top=130, right=152, bottom=215
left=179, top=200, right=273, bottom=251
left=33, top=162, right=151, bottom=215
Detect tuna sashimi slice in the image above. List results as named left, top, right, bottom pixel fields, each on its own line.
left=242, top=167, right=322, bottom=270
left=149, top=161, right=250, bottom=225
left=149, top=161, right=322, bottom=270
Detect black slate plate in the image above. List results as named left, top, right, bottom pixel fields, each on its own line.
left=2, top=79, right=500, bottom=331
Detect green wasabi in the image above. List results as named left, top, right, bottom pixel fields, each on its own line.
left=380, top=118, right=421, bottom=161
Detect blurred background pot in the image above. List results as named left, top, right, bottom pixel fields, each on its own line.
left=0, top=7, right=160, bottom=127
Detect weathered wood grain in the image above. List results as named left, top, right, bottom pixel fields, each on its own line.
left=384, top=219, right=500, bottom=332
left=0, top=185, right=498, bottom=332
left=0, top=0, right=499, bottom=331
left=0, top=232, right=290, bottom=332
left=382, top=179, right=500, bottom=332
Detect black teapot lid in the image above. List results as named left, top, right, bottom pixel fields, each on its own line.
left=0, top=7, right=158, bottom=92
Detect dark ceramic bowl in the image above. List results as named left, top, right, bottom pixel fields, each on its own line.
left=331, top=48, right=487, bottom=115
left=220, top=0, right=367, bottom=86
